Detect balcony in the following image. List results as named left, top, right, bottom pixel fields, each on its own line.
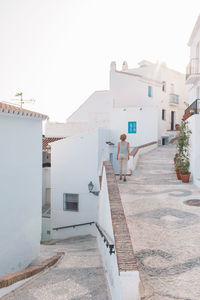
left=186, top=58, right=200, bottom=83
left=169, top=93, right=179, bottom=105
left=182, top=99, right=200, bottom=121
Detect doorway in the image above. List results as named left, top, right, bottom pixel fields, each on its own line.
left=171, top=111, right=175, bottom=130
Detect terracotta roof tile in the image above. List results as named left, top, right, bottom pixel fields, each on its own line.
left=0, top=102, right=48, bottom=119
left=43, top=137, right=65, bottom=151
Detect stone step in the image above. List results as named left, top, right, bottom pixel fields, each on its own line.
left=3, top=235, right=111, bottom=300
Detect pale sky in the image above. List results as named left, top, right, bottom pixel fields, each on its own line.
left=0, top=0, right=199, bottom=121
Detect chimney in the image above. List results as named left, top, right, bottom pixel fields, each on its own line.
left=122, top=61, right=128, bottom=70
left=110, top=61, right=116, bottom=72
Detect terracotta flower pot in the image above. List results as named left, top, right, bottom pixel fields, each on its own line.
left=180, top=173, right=191, bottom=183
left=176, top=171, right=181, bottom=180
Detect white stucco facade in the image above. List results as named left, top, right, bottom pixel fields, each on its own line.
left=51, top=129, right=111, bottom=239
left=110, top=61, right=187, bottom=144
left=185, top=15, right=200, bottom=188
left=98, top=166, right=140, bottom=300
left=0, top=109, right=45, bottom=277
left=45, top=60, right=187, bottom=146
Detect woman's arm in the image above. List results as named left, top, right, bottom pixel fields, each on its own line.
left=127, top=142, right=130, bottom=160
left=117, top=142, right=119, bottom=160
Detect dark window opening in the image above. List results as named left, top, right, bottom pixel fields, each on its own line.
left=63, top=193, right=79, bottom=211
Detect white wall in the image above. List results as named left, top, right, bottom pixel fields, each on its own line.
left=67, top=91, right=113, bottom=128
left=44, top=120, right=89, bottom=138
left=110, top=64, right=187, bottom=142
left=0, top=114, right=42, bottom=277
left=51, top=129, right=110, bottom=239
left=42, top=167, right=51, bottom=206
left=109, top=107, right=158, bottom=147
left=188, top=115, right=200, bottom=188
left=98, top=167, right=140, bottom=300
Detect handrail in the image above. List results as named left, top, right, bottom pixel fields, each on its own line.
left=95, top=223, right=115, bottom=255
left=52, top=221, right=115, bottom=255
left=130, top=141, right=157, bottom=157
left=53, top=221, right=95, bottom=231
left=182, top=99, right=200, bottom=121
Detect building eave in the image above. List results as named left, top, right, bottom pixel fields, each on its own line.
left=188, top=15, right=200, bottom=46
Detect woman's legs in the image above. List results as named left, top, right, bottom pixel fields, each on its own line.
left=122, top=156, right=128, bottom=181
left=119, top=155, right=123, bottom=179
left=119, top=154, right=128, bottom=181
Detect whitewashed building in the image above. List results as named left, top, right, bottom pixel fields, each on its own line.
left=51, top=128, right=110, bottom=239
left=185, top=14, right=200, bottom=188
left=45, top=60, right=187, bottom=145
left=0, top=103, right=47, bottom=277
left=110, top=60, right=187, bottom=144
left=49, top=59, right=187, bottom=236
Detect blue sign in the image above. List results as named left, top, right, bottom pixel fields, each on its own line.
left=128, top=121, right=137, bottom=133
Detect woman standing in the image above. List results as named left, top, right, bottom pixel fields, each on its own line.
left=117, top=134, right=129, bottom=181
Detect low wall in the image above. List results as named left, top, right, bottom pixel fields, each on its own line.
left=128, top=141, right=157, bottom=172
left=98, top=162, right=140, bottom=300
left=188, top=115, right=200, bottom=188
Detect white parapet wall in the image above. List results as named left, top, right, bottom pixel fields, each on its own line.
left=188, top=115, right=200, bottom=188
left=98, top=163, right=140, bottom=300
left=128, top=142, right=158, bottom=172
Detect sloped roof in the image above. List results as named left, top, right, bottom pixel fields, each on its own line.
left=42, top=137, right=65, bottom=151
left=0, top=102, right=48, bottom=120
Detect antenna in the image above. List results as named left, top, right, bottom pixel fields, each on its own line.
left=11, top=92, right=36, bottom=108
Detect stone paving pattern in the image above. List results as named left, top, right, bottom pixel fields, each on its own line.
left=118, top=145, right=200, bottom=300
left=4, top=235, right=110, bottom=300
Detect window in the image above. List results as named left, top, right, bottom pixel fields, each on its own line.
left=162, top=81, right=166, bottom=92
left=63, top=193, right=79, bottom=211
left=148, top=86, right=152, bottom=97
left=128, top=121, right=137, bottom=133
left=170, top=83, right=174, bottom=94
left=162, top=109, right=166, bottom=120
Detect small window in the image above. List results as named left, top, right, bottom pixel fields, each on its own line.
left=170, top=83, right=174, bottom=94
left=162, top=109, right=166, bottom=120
left=162, top=81, right=166, bottom=92
left=63, top=193, right=79, bottom=211
left=148, top=86, right=152, bottom=97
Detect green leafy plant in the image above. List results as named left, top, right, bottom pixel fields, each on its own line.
left=176, top=121, right=191, bottom=175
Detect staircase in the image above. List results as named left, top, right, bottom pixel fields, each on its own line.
left=4, top=235, right=110, bottom=300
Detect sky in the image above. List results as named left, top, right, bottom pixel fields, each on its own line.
left=0, top=0, right=199, bottom=121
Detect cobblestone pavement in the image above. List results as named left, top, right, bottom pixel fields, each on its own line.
left=118, top=145, right=200, bottom=300
left=4, top=235, right=110, bottom=300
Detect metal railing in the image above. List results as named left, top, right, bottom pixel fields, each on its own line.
left=53, top=221, right=95, bottom=231
left=188, top=99, right=200, bottom=115
left=169, top=93, right=179, bottom=104
left=183, top=99, right=200, bottom=121
left=95, top=223, right=115, bottom=255
left=186, top=58, right=200, bottom=79
left=52, top=221, right=115, bottom=255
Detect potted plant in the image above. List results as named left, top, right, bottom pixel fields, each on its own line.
left=176, top=121, right=192, bottom=183
left=180, top=160, right=191, bottom=183
left=175, top=159, right=184, bottom=180
left=174, top=153, right=178, bottom=165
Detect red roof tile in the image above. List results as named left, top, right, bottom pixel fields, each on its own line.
left=43, top=137, right=65, bottom=151
left=0, top=102, right=48, bottom=119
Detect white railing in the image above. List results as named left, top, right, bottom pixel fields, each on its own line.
left=186, top=58, right=200, bottom=80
